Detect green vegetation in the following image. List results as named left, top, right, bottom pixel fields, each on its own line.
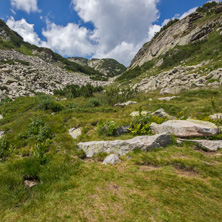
left=197, top=1, right=219, bottom=14
left=153, top=18, right=179, bottom=39
left=0, top=87, right=222, bottom=221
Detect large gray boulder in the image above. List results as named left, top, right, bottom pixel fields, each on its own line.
left=150, top=119, right=219, bottom=137
left=103, top=154, right=121, bottom=165
left=78, top=133, right=172, bottom=157
left=179, top=139, right=222, bottom=151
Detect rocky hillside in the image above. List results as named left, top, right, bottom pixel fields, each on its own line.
left=0, top=20, right=118, bottom=100
left=130, top=2, right=222, bottom=68
left=117, top=2, right=222, bottom=95
left=68, top=57, right=126, bottom=77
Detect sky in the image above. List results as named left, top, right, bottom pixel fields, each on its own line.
left=0, top=0, right=217, bottom=66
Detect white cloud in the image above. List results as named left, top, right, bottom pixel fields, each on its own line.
left=11, top=0, right=40, bottom=13
left=72, top=0, right=160, bottom=65
left=179, top=7, right=197, bottom=20
left=6, top=17, right=41, bottom=45
left=41, top=21, right=95, bottom=57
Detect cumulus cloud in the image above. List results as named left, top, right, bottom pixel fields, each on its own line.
left=41, top=21, right=95, bottom=57
left=6, top=17, right=41, bottom=45
left=72, top=0, right=159, bottom=65
left=11, top=0, right=40, bottom=13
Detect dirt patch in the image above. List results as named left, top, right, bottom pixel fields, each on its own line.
left=139, top=165, right=161, bottom=172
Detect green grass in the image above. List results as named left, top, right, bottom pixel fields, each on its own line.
left=0, top=87, right=222, bottom=221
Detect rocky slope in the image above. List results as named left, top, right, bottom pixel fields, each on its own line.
left=130, top=3, right=222, bottom=68
left=68, top=57, right=126, bottom=77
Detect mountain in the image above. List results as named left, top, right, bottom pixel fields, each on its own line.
left=0, top=19, right=119, bottom=100
left=116, top=2, right=222, bottom=95
left=68, top=57, right=126, bottom=78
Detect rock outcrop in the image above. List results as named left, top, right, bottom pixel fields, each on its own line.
left=130, top=12, right=222, bottom=68
left=150, top=119, right=219, bottom=137
left=78, top=133, right=172, bottom=157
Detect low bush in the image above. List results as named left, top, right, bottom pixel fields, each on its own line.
left=97, top=120, right=118, bottom=137
left=36, top=96, right=64, bottom=112
left=0, top=136, right=9, bottom=159
left=84, top=98, right=102, bottom=108
left=27, top=118, right=52, bottom=142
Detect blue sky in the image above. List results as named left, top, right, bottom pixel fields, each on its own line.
left=0, top=0, right=214, bottom=66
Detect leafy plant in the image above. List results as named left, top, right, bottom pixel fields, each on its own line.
left=0, top=136, right=9, bottom=159
left=97, top=120, right=118, bottom=137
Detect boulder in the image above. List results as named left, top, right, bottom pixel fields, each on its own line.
left=103, top=154, right=121, bottom=165
left=69, top=128, right=82, bottom=139
left=78, top=133, right=172, bottom=157
left=180, top=139, right=222, bottom=151
left=114, top=101, right=137, bottom=107
left=209, top=113, right=222, bottom=121
left=150, top=119, right=219, bottom=137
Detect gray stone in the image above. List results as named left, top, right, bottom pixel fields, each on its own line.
left=150, top=119, right=219, bottom=137
left=152, top=109, right=176, bottom=120
left=130, top=111, right=150, bottom=117
left=209, top=113, right=222, bottom=121
left=69, top=128, right=82, bottom=139
left=116, top=125, right=130, bottom=136
left=0, top=115, right=3, bottom=120
left=78, top=133, right=172, bottom=157
left=180, top=139, right=222, bottom=151
left=158, top=96, right=178, bottom=101
left=0, top=131, right=5, bottom=139
left=24, top=180, right=37, bottom=188
left=114, top=101, right=137, bottom=107
left=103, top=154, right=121, bottom=165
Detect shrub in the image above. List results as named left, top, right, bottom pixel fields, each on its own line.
left=0, top=136, right=9, bottom=158
left=27, top=118, right=52, bottom=142
left=84, top=98, right=101, bottom=108
left=97, top=120, right=118, bottom=137
left=129, top=115, right=167, bottom=135
left=37, top=98, right=64, bottom=112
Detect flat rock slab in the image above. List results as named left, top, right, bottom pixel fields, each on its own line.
left=103, top=154, right=121, bottom=165
left=150, top=119, right=219, bottom=137
left=180, top=139, right=222, bottom=151
left=78, top=133, right=172, bottom=157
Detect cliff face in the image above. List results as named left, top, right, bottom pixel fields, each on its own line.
left=130, top=10, right=222, bottom=68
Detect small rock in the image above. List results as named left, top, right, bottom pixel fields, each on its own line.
left=69, top=128, right=82, bottom=139
left=114, top=101, right=137, bottom=107
left=209, top=113, right=222, bottom=121
left=24, top=180, right=37, bottom=188
left=0, top=115, right=3, bottom=120
left=158, top=96, right=178, bottom=101
left=103, top=154, right=121, bottom=165
left=116, top=125, right=130, bottom=136
left=152, top=108, right=176, bottom=120
left=0, top=131, right=5, bottom=139
left=130, top=111, right=150, bottom=117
